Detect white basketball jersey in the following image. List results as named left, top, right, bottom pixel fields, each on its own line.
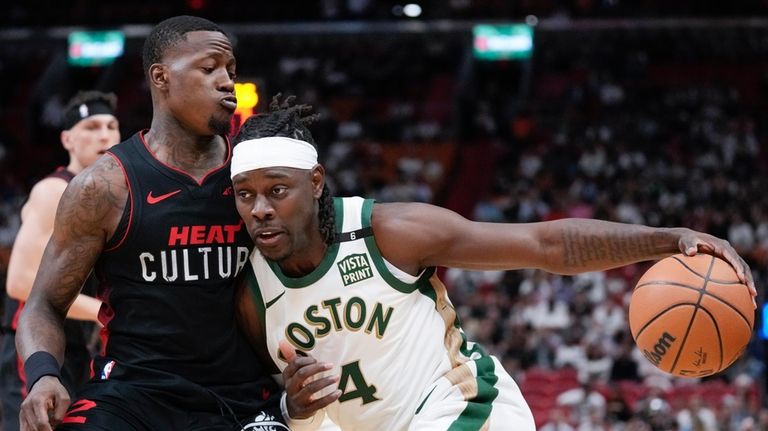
left=244, top=197, right=494, bottom=431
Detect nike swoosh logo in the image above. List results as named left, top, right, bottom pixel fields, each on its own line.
left=265, top=291, right=285, bottom=309
left=146, top=189, right=182, bottom=204
left=415, top=385, right=437, bottom=415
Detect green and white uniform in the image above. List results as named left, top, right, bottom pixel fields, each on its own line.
left=245, top=197, right=535, bottom=431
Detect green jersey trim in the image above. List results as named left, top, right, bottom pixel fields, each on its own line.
left=265, top=197, right=345, bottom=288
left=360, top=199, right=435, bottom=294
left=447, top=356, right=500, bottom=431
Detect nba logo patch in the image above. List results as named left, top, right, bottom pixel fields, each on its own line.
left=100, top=360, right=115, bottom=380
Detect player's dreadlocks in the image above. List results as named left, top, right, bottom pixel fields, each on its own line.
left=234, top=95, right=336, bottom=246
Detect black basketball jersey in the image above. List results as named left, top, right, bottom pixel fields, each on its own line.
left=94, top=132, right=278, bottom=412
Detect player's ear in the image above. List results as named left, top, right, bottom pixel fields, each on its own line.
left=60, top=130, right=73, bottom=151
left=148, top=63, right=169, bottom=91
left=311, top=165, right=325, bottom=199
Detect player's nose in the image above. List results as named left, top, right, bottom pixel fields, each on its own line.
left=250, top=195, right=275, bottom=220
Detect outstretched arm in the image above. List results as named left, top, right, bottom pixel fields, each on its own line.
left=372, top=203, right=755, bottom=295
left=16, top=155, right=127, bottom=431
left=6, top=178, right=102, bottom=322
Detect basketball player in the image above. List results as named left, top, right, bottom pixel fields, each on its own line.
left=0, top=91, right=119, bottom=431
left=15, top=16, right=285, bottom=431
left=231, top=98, right=756, bottom=431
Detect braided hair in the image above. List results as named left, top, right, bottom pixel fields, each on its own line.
left=234, top=95, right=335, bottom=245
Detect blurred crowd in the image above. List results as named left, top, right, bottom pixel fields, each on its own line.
left=1, top=18, right=768, bottom=431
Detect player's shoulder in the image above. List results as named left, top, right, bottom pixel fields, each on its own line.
left=22, top=176, right=69, bottom=215
left=371, top=201, right=467, bottom=248
left=73, top=153, right=124, bottom=185
left=370, top=201, right=445, bottom=244
left=29, top=175, right=69, bottom=196
left=63, top=154, right=129, bottom=210
left=371, top=201, right=445, bottom=229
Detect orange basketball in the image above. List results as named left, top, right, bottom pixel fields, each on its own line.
left=629, top=253, right=754, bottom=378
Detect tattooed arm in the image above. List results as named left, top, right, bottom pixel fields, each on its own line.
left=372, top=203, right=755, bottom=294
left=15, top=155, right=127, bottom=431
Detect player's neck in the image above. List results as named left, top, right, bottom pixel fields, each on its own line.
left=66, top=160, right=84, bottom=175
left=278, top=233, right=328, bottom=278
left=144, top=121, right=227, bottom=177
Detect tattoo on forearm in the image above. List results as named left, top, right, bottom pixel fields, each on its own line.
left=561, top=227, right=662, bottom=268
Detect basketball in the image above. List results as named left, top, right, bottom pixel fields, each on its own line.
left=629, top=253, right=754, bottom=378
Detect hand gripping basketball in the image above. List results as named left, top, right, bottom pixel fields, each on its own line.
left=629, top=254, right=754, bottom=378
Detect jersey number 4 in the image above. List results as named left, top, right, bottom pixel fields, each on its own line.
left=338, top=360, right=380, bottom=405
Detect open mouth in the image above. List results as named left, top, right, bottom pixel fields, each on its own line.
left=254, top=229, right=284, bottom=246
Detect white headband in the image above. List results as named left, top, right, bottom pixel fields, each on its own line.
left=231, top=137, right=318, bottom=178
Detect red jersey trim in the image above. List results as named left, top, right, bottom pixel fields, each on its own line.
left=104, top=153, right=133, bottom=252
left=12, top=302, right=27, bottom=396
left=138, top=130, right=232, bottom=187
left=16, top=349, right=27, bottom=398
left=98, top=300, right=114, bottom=357
left=11, top=300, right=23, bottom=330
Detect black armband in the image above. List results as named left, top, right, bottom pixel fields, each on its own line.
left=23, top=351, right=61, bottom=392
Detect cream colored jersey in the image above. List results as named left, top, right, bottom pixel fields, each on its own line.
left=244, top=197, right=534, bottom=431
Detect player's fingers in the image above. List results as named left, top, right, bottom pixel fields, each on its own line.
left=30, top=399, right=54, bottom=431
left=745, top=266, right=757, bottom=298
left=288, top=363, right=332, bottom=399
left=279, top=339, right=297, bottom=362
left=20, top=407, right=34, bottom=431
left=719, top=245, right=752, bottom=288
left=307, top=389, right=342, bottom=411
left=738, top=260, right=756, bottom=300
left=715, top=245, right=757, bottom=308
left=284, top=356, right=319, bottom=379
left=285, top=360, right=324, bottom=397
left=295, top=361, right=333, bottom=381
left=281, top=349, right=317, bottom=379
left=303, top=374, right=339, bottom=399
left=51, top=392, right=70, bottom=426
left=679, top=236, right=699, bottom=256
left=20, top=412, right=38, bottom=431
left=737, top=256, right=758, bottom=307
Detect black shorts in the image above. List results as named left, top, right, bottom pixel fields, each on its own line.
left=56, top=379, right=287, bottom=431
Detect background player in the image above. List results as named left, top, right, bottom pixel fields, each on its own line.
left=15, top=16, right=284, bottom=431
left=231, top=97, right=756, bottom=431
left=0, top=90, right=119, bottom=431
